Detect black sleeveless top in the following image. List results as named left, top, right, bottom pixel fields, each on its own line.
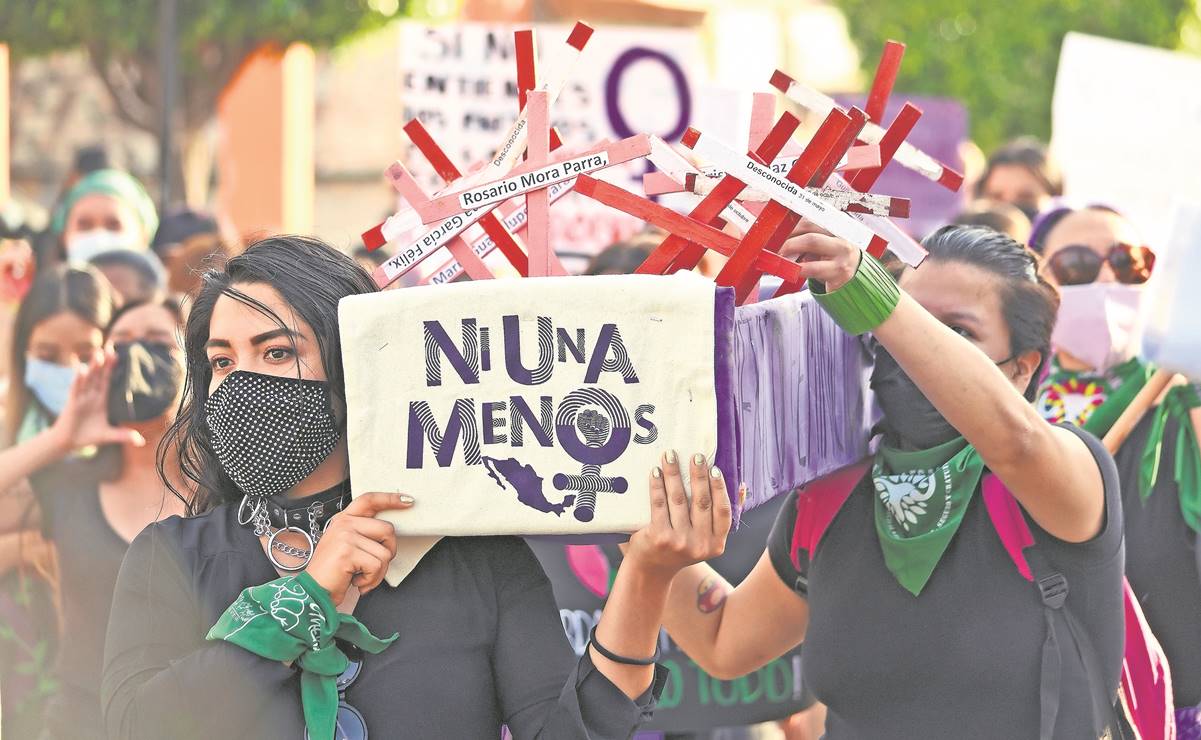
left=767, top=424, right=1124, bottom=738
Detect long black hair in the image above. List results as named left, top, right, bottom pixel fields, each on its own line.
left=5, top=264, right=115, bottom=445
left=160, top=235, right=377, bottom=514
left=921, top=225, right=1060, bottom=401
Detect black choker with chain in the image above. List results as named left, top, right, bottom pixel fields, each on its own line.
left=237, top=482, right=351, bottom=572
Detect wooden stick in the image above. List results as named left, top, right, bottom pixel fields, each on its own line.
left=404, top=119, right=529, bottom=276
left=1102, top=369, right=1177, bottom=454
left=865, top=41, right=905, bottom=124
left=573, top=175, right=805, bottom=283
left=637, top=112, right=801, bottom=275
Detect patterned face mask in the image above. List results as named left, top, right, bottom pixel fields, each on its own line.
left=204, top=370, right=342, bottom=498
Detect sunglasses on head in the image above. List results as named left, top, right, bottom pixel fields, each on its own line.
left=1046, top=242, right=1156, bottom=286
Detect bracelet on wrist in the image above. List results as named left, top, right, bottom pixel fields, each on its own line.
left=810, top=251, right=901, bottom=336
left=588, top=625, right=661, bottom=666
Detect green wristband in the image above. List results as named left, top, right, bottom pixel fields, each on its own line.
left=810, top=252, right=900, bottom=335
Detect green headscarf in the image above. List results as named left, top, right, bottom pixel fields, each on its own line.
left=50, top=169, right=159, bottom=240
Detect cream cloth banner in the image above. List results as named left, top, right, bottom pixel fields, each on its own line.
left=340, top=273, right=734, bottom=560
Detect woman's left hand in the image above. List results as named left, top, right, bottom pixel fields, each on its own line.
left=623, top=451, right=734, bottom=581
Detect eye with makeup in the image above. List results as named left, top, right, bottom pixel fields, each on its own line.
left=264, top=345, right=296, bottom=365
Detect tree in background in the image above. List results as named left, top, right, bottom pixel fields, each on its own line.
left=0, top=0, right=431, bottom=203
left=829, top=0, right=1196, bottom=154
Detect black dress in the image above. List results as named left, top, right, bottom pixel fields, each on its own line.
left=101, top=501, right=665, bottom=739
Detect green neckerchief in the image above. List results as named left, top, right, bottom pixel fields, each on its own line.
left=207, top=572, right=397, bottom=740
left=1139, top=384, right=1201, bottom=533
left=873, top=436, right=985, bottom=597
left=1035, top=356, right=1150, bottom=435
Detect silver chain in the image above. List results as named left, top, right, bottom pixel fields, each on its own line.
left=271, top=537, right=313, bottom=560
left=243, top=495, right=336, bottom=565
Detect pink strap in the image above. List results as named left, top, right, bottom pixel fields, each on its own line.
left=790, top=461, right=871, bottom=568
left=1120, top=578, right=1176, bottom=740
left=981, top=475, right=1035, bottom=582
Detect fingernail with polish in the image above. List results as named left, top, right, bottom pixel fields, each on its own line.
left=652, top=466, right=662, bottom=479
left=710, top=465, right=722, bottom=479
left=694, top=453, right=706, bottom=466
left=664, top=450, right=677, bottom=464
left=398, top=494, right=415, bottom=505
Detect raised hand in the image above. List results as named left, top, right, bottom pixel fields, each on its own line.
left=51, top=348, right=146, bottom=452
left=623, top=451, right=733, bottom=579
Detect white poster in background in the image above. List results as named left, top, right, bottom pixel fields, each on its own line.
left=1051, top=33, right=1201, bottom=247
left=397, top=23, right=710, bottom=272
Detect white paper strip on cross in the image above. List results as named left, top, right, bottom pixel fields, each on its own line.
left=768, top=69, right=964, bottom=191
left=360, top=23, right=595, bottom=264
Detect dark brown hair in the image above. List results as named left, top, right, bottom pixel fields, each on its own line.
left=921, top=225, right=1060, bottom=401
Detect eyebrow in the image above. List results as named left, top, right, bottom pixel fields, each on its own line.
left=205, top=327, right=303, bottom=350
left=939, top=310, right=982, bottom=327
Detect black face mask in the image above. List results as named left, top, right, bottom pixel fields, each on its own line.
left=108, top=341, right=183, bottom=425
left=870, top=346, right=960, bottom=450
left=204, top=370, right=342, bottom=498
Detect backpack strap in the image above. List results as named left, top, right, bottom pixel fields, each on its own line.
left=790, top=461, right=872, bottom=569
left=982, top=475, right=1124, bottom=740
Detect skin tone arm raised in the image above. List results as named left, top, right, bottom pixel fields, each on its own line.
left=0, top=350, right=144, bottom=534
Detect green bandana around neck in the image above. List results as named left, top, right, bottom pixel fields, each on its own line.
left=207, top=571, right=397, bottom=740
left=1139, top=384, right=1201, bottom=533
left=1036, top=356, right=1150, bottom=435
left=872, top=436, right=985, bottom=596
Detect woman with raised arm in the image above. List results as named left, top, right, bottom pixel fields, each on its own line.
left=0, top=290, right=189, bottom=740
left=101, top=235, right=731, bottom=740
left=657, top=225, right=1124, bottom=738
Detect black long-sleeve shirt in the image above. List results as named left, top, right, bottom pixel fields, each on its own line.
left=101, top=503, right=664, bottom=739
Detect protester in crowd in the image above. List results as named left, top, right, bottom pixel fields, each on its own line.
left=0, top=263, right=115, bottom=737
left=101, top=235, right=730, bottom=739
left=951, top=198, right=1032, bottom=243
left=50, top=169, right=165, bottom=303
left=150, top=207, right=232, bottom=302
left=0, top=293, right=189, bottom=739
left=656, top=225, right=1125, bottom=737
left=1031, top=204, right=1200, bottom=724
left=976, top=137, right=1063, bottom=223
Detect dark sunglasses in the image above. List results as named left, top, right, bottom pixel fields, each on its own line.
left=305, top=655, right=367, bottom=740
left=1046, top=243, right=1156, bottom=286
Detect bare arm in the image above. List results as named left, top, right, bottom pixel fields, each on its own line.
left=873, top=293, right=1103, bottom=541
left=0, top=349, right=143, bottom=533
left=593, top=452, right=732, bottom=698
left=784, top=232, right=1104, bottom=543
left=659, top=553, right=808, bottom=680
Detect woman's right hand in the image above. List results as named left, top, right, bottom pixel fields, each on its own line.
left=306, top=493, right=413, bottom=606
left=50, top=348, right=145, bottom=453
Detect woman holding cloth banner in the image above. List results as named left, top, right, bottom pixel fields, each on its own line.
left=657, top=224, right=1125, bottom=738
left=101, top=235, right=733, bottom=740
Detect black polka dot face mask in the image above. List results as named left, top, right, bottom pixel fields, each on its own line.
left=203, top=370, right=342, bottom=498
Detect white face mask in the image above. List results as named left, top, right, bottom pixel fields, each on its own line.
left=66, top=230, right=141, bottom=263
left=1052, top=283, right=1146, bottom=373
